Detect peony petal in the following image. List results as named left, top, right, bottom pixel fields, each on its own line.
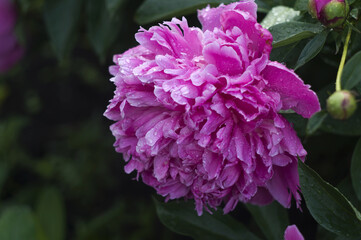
left=0, top=42, right=23, bottom=72
left=153, top=154, right=170, bottom=180
left=220, top=10, right=273, bottom=58
left=197, top=0, right=257, bottom=31
left=203, top=41, right=243, bottom=75
left=262, top=61, right=321, bottom=118
left=284, top=225, right=305, bottom=240
left=266, top=161, right=301, bottom=208
left=248, top=187, right=274, bottom=205
left=202, top=150, right=222, bottom=180
left=266, top=166, right=291, bottom=208
left=0, top=0, right=16, bottom=34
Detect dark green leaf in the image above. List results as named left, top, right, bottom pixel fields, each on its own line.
left=270, top=42, right=298, bottom=62
left=295, top=30, right=329, bottom=70
left=135, top=0, right=239, bottom=25
left=294, top=0, right=309, bottom=11
left=349, top=0, right=358, bottom=5
left=0, top=161, right=9, bottom=196
left=154, top=198, right=261, bottom=240
left=341, top=51, right=361, bottom=90
left=36, top=187, right=66, bottom=240
left=256, top=0, right=298, bottom=12
left=321, top=108, right=361, bottom=136
left=270, top=39, right=308, bottom=69
left=299, top=161, right=361, bottom=238
left=306, top=111, right=328, bottom=135
left=254, top=0, right=273, bottom=12
left=261, top=6, right=300, bottom=29
left=357, top=82, right=361, bottom=94
left=0, top=206, right=37, bottom=240
left=351, top=138, right=361, bottom=201
left=245, top=202, right=289, bottom=240
left=338, top=177, right=361, bottom=212
left=269, top=21, right=324, bottom=48
left=282, top=113, right=307, bottom=136
left=75, top=202, right=126, bottom=239
left=18, top=0, right=43, bottom=13
left=106, top=0, right=126, bottom=18
left=87, top=0, right=122, bottom=61
left=350, top=8, right=359, bottom=19
left=317, top=225, right=339, bottom=240
left=43, top=0, right=83, bottom=60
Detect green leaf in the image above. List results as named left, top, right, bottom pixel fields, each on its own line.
left=261, top=6, right=300, bottom=29
left=321, top=108, right=361, bottom=136
left=18, top=0, right=44, bottom=13
left=357, top=82, right=361, bottom=94
left=135, top=0, right=239, bottom=25
left=270, top=39, right=308, bottom=69
left=306, top=111, right=328, bottom=135
left=295, top=30, right=329, bottom=70
left=43, top=0, right=83, bottom=60
left=350, top=8, right=359, bottom=19
left=294, top=0, right=309, bottom=11
left=255, top=0, right=298, bottom=12
left=281, top=113, right=307, bottom=136
left=36, top=187, right=66, bottom=240
left=349, top=0, right=358, bottom=5
left=299, top=161, right=361, bottom=238
left=75, top=202, right=125, bottom=239
left=341, top=51, right=361, bottom=90
left=0, top=206, right=37, bottom=240
left=351, top=138, right=361, bottom=201
left=0, top=161, right=9, bottom=196
left=338, top=177, right=361, bottom=212
left=254, top=0, right=273, bottom=12
left=269, top=21, right=324, bottom=48
left=154, top=198, right=261, bottom=240
left=245, top=202, right=289, bottom=240
left=106, top=0, right=126, bottom=16
left=87, top=0, right=122, bottom=61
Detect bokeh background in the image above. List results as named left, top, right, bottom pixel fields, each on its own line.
left=1, top=0, right=361, bottom=239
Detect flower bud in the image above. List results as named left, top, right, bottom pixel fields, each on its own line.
left=308, top=0, right=349, bottom=28
left=326, top=90, right=357, bottom=120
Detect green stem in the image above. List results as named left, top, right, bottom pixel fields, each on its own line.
left=335, top=26, right=352, bottom=91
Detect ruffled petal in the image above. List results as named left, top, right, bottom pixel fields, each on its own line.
left=197, top=0, right=257, bottom=31
left=262, top=61, right=321, bottom=118
left=284, top=225, right=305, bottom=240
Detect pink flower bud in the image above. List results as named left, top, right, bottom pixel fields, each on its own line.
left=308, top=0, right=349, bottom=28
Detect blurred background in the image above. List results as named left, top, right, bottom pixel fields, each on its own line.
left=1, top=0, right=360, bottom=239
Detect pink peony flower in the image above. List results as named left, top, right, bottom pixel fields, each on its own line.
left=284, top=225, right=305, bottom=240
left=105, top=0, right=320, bottom=215
left=0, top=0, right=23, bottom=73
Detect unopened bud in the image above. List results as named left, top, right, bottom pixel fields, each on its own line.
left=308, top=0, right=349, bottom=28
left=326, top=90, right=357, bottom=120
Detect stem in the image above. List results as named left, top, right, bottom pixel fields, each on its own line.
left=335, top=26, right=352, bottom=91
